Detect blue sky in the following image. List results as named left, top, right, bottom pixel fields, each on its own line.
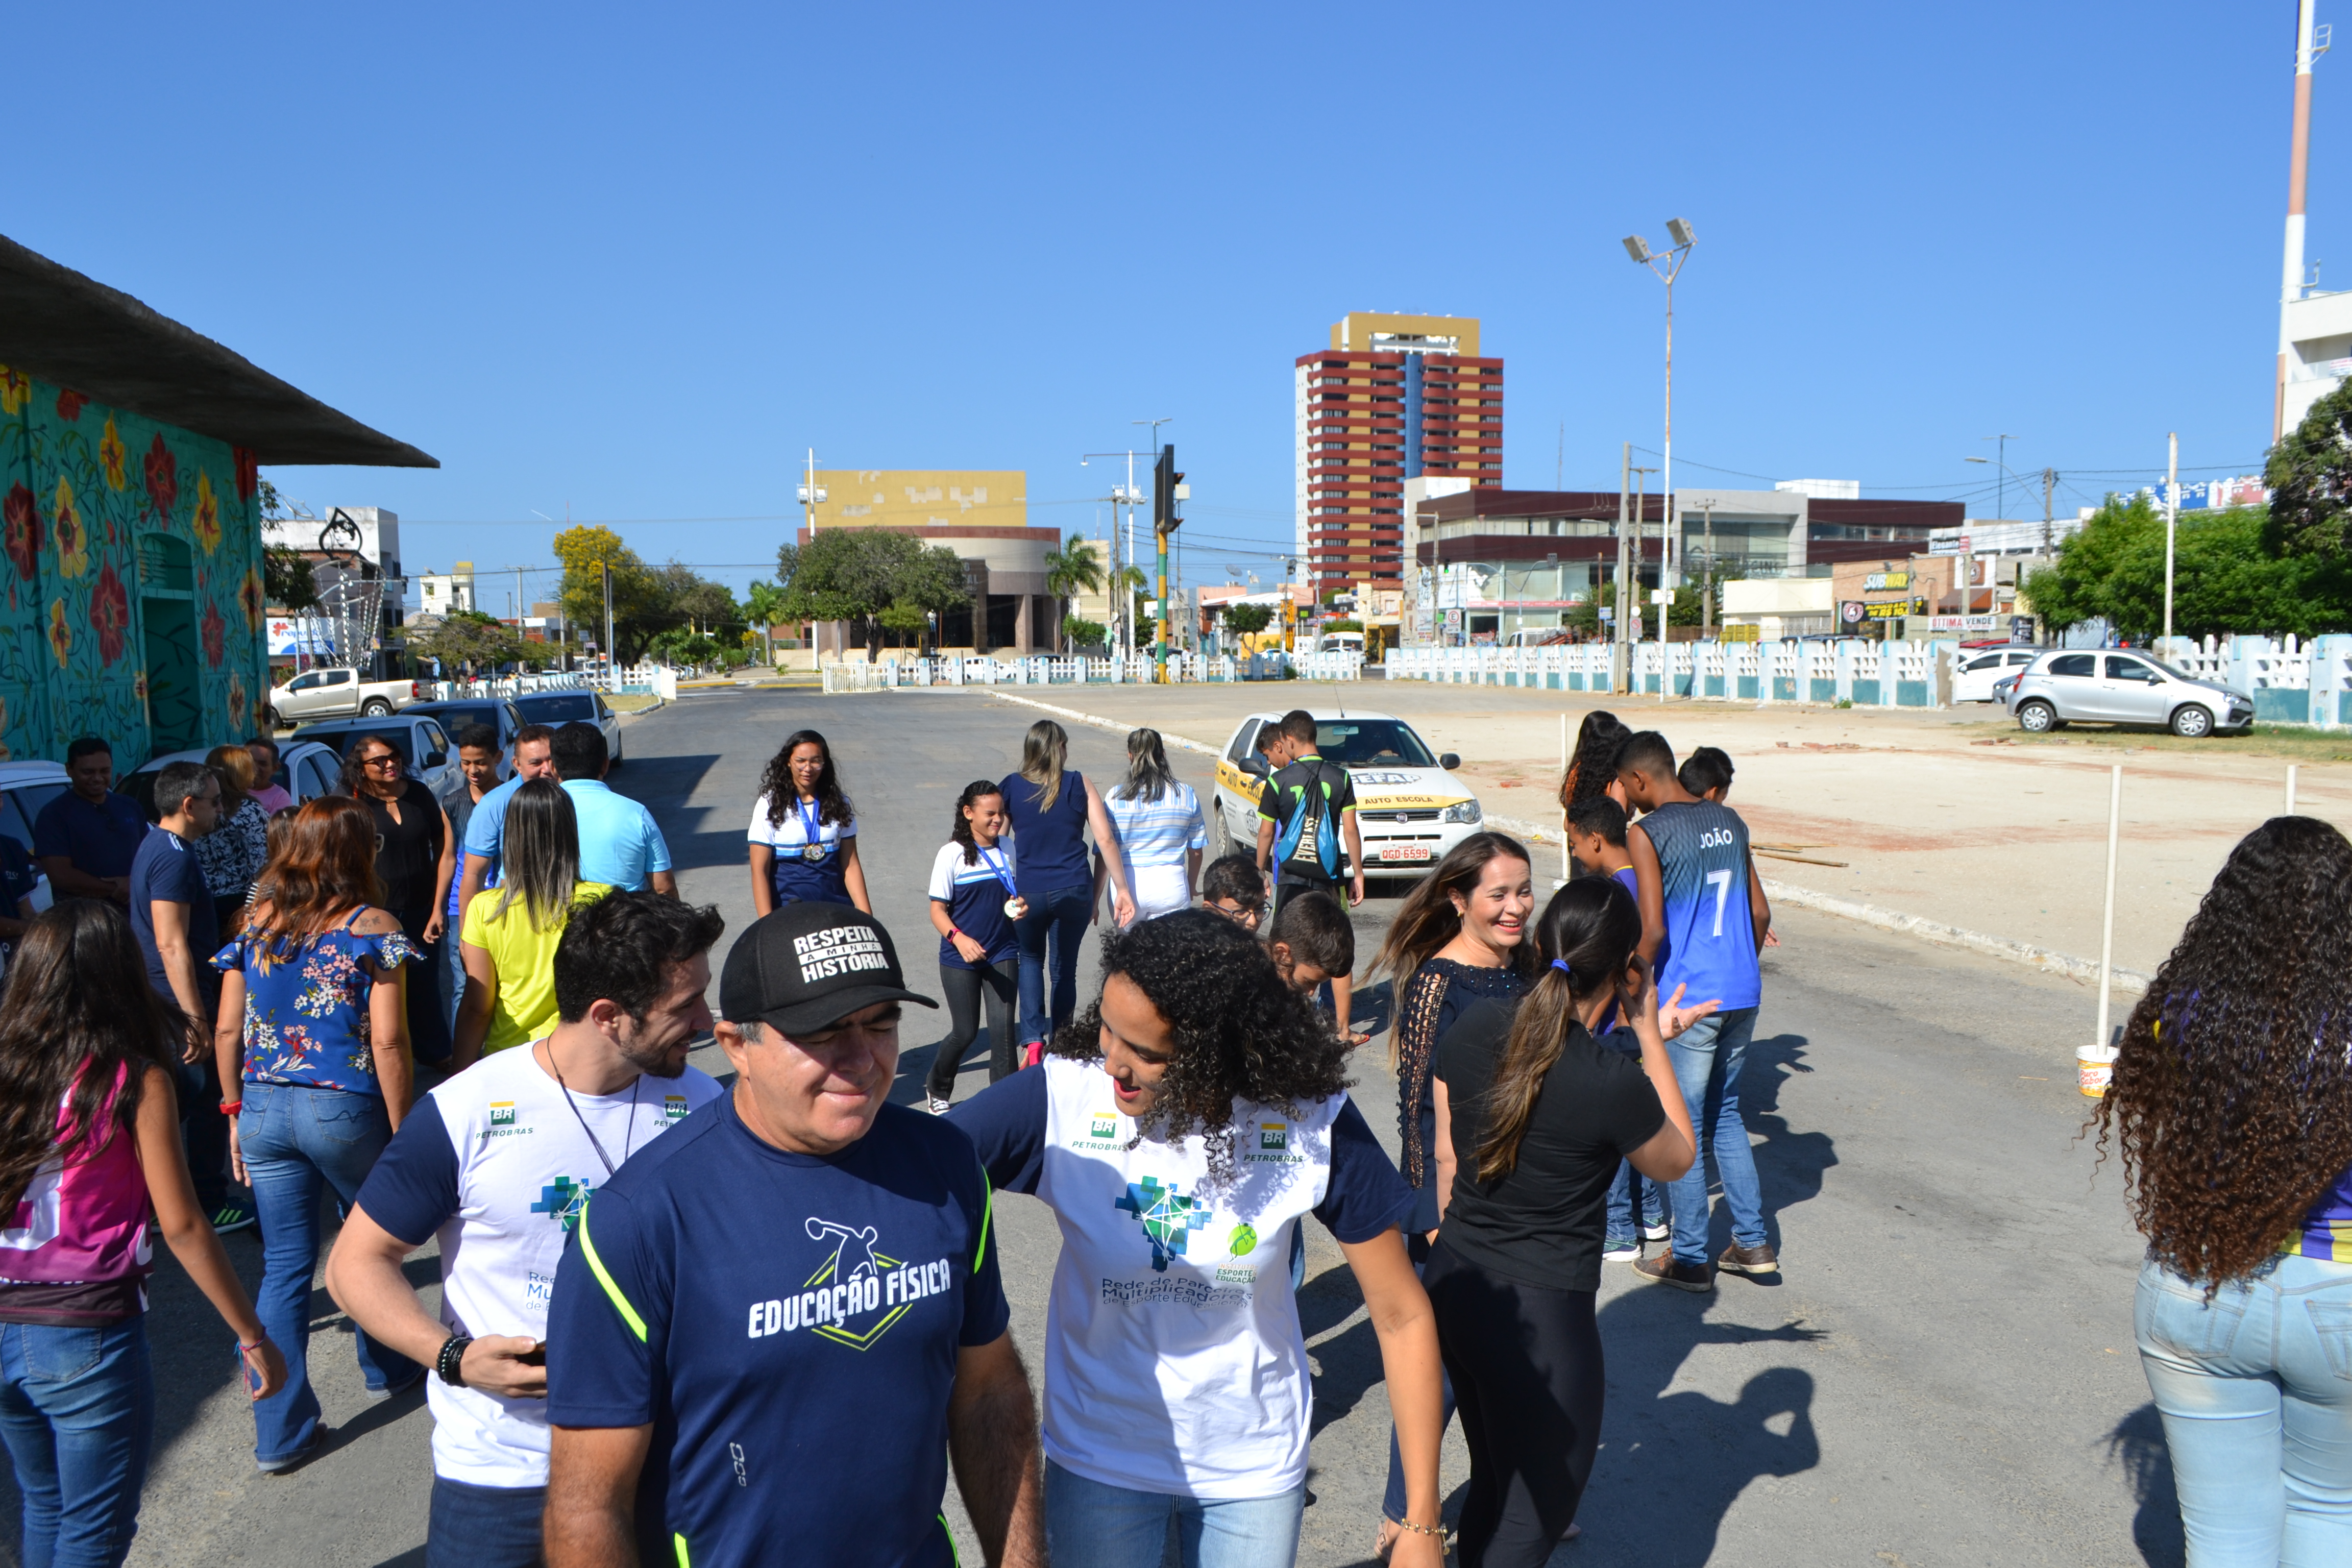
left=7, top=3, right=2324, bottom=605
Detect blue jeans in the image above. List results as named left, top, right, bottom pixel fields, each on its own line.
left=442, top=919, right=469, bottom=1042
left=1014, top=885, right=1094, bottom=1048
left=0, top=1318, right=153, bottom=1568
left=2136, top=1253, right=2352, bottom=1564
left=1664, top=1006, right=1767, bottom=1266
left=239, top=1082, right=421, bottom=1464
left=1044, top=1458, right=1303, bottom=1568
left=1605, top=1161, right=1667, bottom=1247
left=428, top=1475, right=546, bottom=1568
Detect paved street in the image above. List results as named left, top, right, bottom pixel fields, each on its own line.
left=41, top=687, right=2180, bottom=1567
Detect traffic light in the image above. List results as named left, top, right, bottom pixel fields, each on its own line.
left=1153, top=446, right=1184, bottom=533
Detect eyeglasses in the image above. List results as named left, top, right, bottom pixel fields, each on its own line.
left=1207, top=900, right=1262, bottom=930
left=360, top=755, right=401, bottom=770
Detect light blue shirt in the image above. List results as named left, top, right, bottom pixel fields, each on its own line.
left=562, top=779, right=671, bottom=892
left=1102, top=781, right=1206, bottom=870
left=461, top=773, right=527, bottom=883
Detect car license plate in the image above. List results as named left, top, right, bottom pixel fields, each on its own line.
left=1377, top=845, right=1433, bottom=863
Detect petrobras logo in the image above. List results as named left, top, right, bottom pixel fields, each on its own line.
left=1259, top=1121, right=1288, bottom=1151
left=744, top=1216, right=948, bottom=1349
left=1089, top=1111, right=1119, bottom=1142
left=489, top=1102, right=516, bottom=1127
left=663, top=1094, right=690, bottom=1122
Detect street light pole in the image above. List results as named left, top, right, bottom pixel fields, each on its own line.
left=2163, top=432, right=2179, bottom=649
left=1624, top=219, right=1695, bottom=583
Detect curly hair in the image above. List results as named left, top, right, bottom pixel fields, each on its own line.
left=947, top=779, right=1004, bottom=866
left=1557, top=709, right=1631, bottom=817
left=2095, top=816, right=2352, bottom=1287
left=1048, top=909, right=1349, bottom=1185
left=759, top=730, right=854, bottom=829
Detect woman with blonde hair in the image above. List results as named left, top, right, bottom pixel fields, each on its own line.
left=452, top=779, right=611, bottom=1068
left=196, top=744, right=271, bottom=927
left=1001, top=720, right=1135, bottom=1059
left=1101, top=728, right=1206, bottom=925
left=212, top=796, right=422, bottom=1473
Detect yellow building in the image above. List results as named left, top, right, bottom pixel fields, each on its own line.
left=802, top=470, right=1062, bottom=656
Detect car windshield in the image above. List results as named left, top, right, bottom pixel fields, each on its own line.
left=1311, top=720, right=1436, bottom=767
left=295, top=728, right=416, bottom=767
left=516, top=694, right=597, bottom=722
left=426, top=703, right=503, bottom=732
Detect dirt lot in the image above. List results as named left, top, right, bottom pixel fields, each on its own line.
left=951, top=681, right=2348, bottom=978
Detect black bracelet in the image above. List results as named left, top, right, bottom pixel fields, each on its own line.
left=436, top=1334, right=473, bottom=1387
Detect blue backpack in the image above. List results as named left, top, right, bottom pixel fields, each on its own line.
left=1270, top=759, right=1344, bottom=880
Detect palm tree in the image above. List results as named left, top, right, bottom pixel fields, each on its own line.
left=743, top=579, right=786, bottom=667
left=1042, top=533, right=1106, bottom=653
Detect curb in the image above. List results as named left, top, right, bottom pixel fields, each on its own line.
left=953, top=689, right=2148, bottom=994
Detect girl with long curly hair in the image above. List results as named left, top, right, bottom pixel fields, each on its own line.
left=2098, top=815, right=2352, bottom=1561
left=950, top=911, right=1447, bottom=1568
left=747, top=729, right=870, bottom=914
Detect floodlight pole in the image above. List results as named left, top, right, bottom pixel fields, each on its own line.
left=1625, top=223, right=1695, bottom=584
left=2163, top=432, right=2178, bottom=648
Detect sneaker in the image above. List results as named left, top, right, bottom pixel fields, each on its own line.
left=211, top=1203, right=257, bottom=1235
left=1634, top=1253, right=1715, bottom=1292
left=1602, top=1238, right=1641, bottom=1263
left=924, top=1097, right=952, bottom=1116
left=1640, top=1218, right=1671, bottom=1242
left=1717, top=1242, right=1780, bottom=1276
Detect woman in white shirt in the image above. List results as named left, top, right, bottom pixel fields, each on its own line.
left=1099, top=728, right=1206, bottom=926
left=746, top=729, right=869, bottom=913
left=951, top=910, right=1446, bottom=1568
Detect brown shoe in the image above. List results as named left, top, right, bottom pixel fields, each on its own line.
left=1633, top=1253, right=1714, bottom=1292
left=1718, top=1242, right=1779, bottom=1277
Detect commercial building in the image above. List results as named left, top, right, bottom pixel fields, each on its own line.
left=0, top=234, right=431, bottom=764
left=800, top=469, right=1060, bottom=655
left=1295, top=313, right=1501, bottom=602
left=1407, top=483, right=1959, bottom=645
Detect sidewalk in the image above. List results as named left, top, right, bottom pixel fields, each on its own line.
left=912, top=682, right=2346, bottom=977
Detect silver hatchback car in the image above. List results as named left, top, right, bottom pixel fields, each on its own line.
left=2004, top=650, right=2254, bottom=738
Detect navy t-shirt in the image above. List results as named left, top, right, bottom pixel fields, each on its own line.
left=926, top=842, right=1018, bottom=971
left=128, top=827, right=217, bottom=1003
left=33, top=790, right=150, bottom=881
left=547, top=1094, right=1010, bottom=1568
left=999, top=770, right=1090, bottom=897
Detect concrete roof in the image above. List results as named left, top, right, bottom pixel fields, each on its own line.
left=0, top=234, right=436, bottom=469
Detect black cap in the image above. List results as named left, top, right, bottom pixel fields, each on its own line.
left=719, top=903, right=937, bottom=1037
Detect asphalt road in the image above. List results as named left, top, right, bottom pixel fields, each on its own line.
left=37, top=686, right=2179, bottom=1567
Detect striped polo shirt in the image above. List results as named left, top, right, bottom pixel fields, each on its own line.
left=1104, top=781, right=1207, bottom=869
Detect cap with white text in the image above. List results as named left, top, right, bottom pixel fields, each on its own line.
left=719, top=902, right=937, bottom=1037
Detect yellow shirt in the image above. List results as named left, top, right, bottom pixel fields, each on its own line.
left=461, top=881, right=615, bottom=1054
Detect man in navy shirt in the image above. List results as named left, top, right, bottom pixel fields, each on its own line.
left=129, top=760, right=249, bottom=1232
left=33, top=735, right=149, bottom=905
left=546, top=903, right=1043, bottom=1568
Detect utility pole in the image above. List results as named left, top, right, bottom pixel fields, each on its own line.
left=2041, top=467, right=2056, bottom=558
left=1152, top=445, right=1184, bottom=682
left=2163, top=432, right=2179, bottom=648
left=600, top=560, right=614, bottom=688
left=2280, top=0, right=2328, bottom=440
left=1631, top=465, right=1658, bottom=693
left=1702, top=502, right=1716, bottom=639
left=1614, top=444, right=1631, bottom=692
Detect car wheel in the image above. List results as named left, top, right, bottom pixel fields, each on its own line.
left=262, top=706, right=281, bottom=732
left=1210, top=802, right=1234, bottom=860
left=2017, top=700, right=2056, bottom=734
left=362, top=698, right=393, bottom=717
left=2170, top=704, right=2214, bottom=739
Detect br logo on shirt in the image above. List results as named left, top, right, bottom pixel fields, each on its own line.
left=743, top=1216, right=953, bottom=1350
left=1087, top=1111, right=1119, bottom=1143
left=663, top=1094, right=690, bottom=1122
left=1259, top=1121, right=1287, bottom=1151
left=1115, top=1177, right=1214, bottom=1272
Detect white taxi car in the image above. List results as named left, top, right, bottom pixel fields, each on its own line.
left=1208, top=710, right=1482, bottom=881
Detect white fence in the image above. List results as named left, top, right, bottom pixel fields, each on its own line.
left=2153, top=633, right=2352, bottom=726
left=819, top=651, right=1365, bottom=693
left=426, top=665, right=678, bottom=701
left=1384, top=640, right=1947, bottom=706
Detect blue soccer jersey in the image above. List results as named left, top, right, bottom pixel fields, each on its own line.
left=1637, top=800, right=1761, bottom=1012
left=547, top=1095, right=1009, bottom=1567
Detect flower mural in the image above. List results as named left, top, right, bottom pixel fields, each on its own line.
left=0, top=368, right=28, bottom=415
left=191, top=472, right=221, bottom=554
left=53, top=478, right=88, bottom=578
left=90, top=563, right=130, bottom=667
left=101, top=418, right=127, bottom=492
left=47, top=599, right=71, bottom=667
left=201, top=599, right=226, bottom=667
left=234, top=448, right=258, bottom=503
left=3, top=485, right=37, bottom=580
left=227, top=672, right=248, bottom=736
left=143, top=433, right=177, bottom=521
left=240, top=565, right=265, bottom=631
left=55, top=389, right=87, bottom=422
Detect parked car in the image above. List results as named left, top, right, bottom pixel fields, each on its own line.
left=265, top=667, right=426, bottom=727
left=1208, top=710, right=1480, bottom=881
left=0, top=761, right=68, bottom=911
left=1953, top=646, right=2044, bottom=704
left=118, top=741, right=347, bottom=820
left=405, top=698, right=528, bottom=774
left=510, top=689, right=625, bottom=767
left=2004, top=650, right=2255, bottom=738
left=290, top=714, right=468, bottom=812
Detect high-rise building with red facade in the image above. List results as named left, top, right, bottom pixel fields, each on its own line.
left=1294, top=313, right=1501, bottom=601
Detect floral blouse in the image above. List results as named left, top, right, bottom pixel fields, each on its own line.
left=210, top=913, right=419, bottom=1096
left=195, top=798, right=271, bottom=900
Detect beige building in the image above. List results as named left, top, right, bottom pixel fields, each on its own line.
left=803, top=470, right=1064, bottom=656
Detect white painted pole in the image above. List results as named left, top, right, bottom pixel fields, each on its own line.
left=2288, top=764, right=2300, bottom=815
left=2083, top=765, right=2123, bottom=1097
left=2163, top=433, right=2178, bottom=650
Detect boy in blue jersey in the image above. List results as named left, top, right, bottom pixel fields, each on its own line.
left=1613, top=733, right=1778, bottom=1291
left=1569, top=794, right=1674, bottom=1261
left=543, top=903, right=1044, bottom=1568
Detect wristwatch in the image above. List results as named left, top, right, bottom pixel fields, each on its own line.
left=436, top=1334, right=474, bottom=1387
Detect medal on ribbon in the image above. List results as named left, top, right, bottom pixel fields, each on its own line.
left=982, top=846, right=1021, bottom=918
left=798, top=796, right=828, bottom=864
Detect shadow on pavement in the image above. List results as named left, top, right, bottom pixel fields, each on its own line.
left=607, top=753, right=735, bottom=873
left=2105, top=1403, right=2183, bottom=1567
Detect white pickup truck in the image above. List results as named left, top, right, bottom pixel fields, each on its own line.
left=265, top=668, right=425, bottom=728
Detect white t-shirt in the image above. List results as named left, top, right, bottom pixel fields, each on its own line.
left=747, top=792, right=856, bottom=855
left=949, top=1056, right=1412, bottom=1498
left=353, top=1042, right=725, bottom=1487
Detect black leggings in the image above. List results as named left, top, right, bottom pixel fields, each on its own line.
left=1425, top=1240, right=1605, bottom=1568
left=923, top=959, right=1017, bottom=1101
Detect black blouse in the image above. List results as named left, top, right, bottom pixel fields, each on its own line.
left=361, top=779, right=445, bottom=918
left=1394, top=955, right=1528, bottom=1234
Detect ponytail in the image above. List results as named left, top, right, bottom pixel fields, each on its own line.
left=948, top=780, right=1002, bottom=866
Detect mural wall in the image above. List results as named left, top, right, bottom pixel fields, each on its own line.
left=0, top=366, right=267, bottom=767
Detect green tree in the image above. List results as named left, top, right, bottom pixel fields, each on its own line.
left=1222, top=602, right=1273, bottom=639
left=779, top=529, right=969, bottom=659
left=412, top=609, right=522, bottom=675
left=1042, top=533, right=1105, bottom=652
left=552, top=525, right=667, bottom=661
left=1061, top=613, right=1107, bottom=650
left=652, top=562, right=742, bottom=636
left=742, top=579, right=786, bottom=664
left=2266, top=375, right=2352, bottom=559
left=2023, top=495, right=2352, bottom=640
